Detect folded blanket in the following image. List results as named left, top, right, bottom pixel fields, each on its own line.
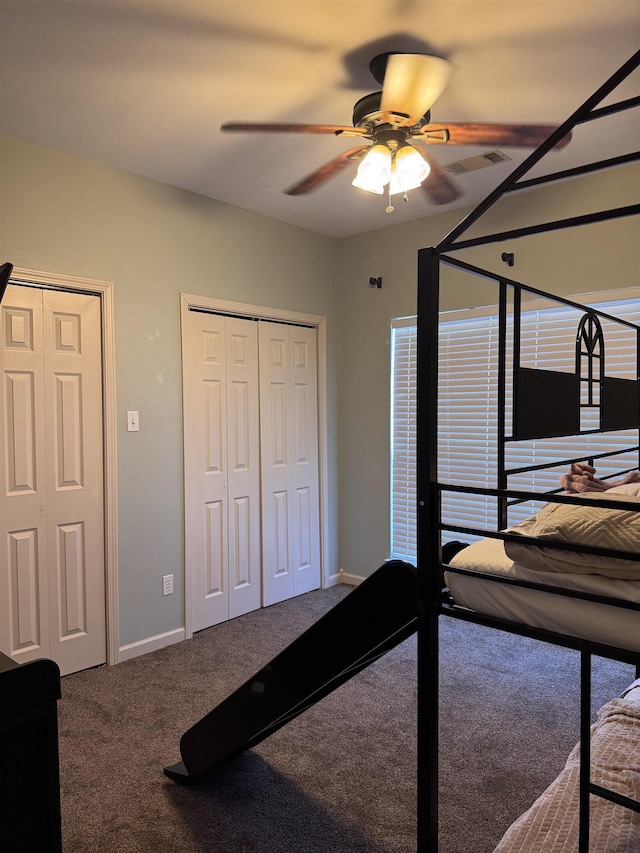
left=504, top=490, right=640, bottom=579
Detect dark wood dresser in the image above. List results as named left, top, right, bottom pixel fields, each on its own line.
left=0, top=652, right=62, bottom=852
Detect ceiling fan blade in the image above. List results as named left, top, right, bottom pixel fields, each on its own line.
left=419, top=123, right=572, bottom=149
left=379, top=53, right=451, bottom=124
left=221, top=121, right=368, bottom=138
left=408, top=141, right=462, bottom=206
left=285, top=146, right=369, bottom=195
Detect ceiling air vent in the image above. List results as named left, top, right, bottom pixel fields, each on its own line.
left=442, top=150, right=512, bottom=176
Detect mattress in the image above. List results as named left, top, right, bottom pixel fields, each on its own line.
left=445, top=535, right=640, bottom=654
left=445, top=484, right=640, bottom=653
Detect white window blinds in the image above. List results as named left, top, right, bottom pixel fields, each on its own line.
left=391, top=291, right=639, bottom=562
left=391, top=321, right=418, bottom=561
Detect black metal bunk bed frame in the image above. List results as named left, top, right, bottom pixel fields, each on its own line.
left=416, top=49, right=640, bottom=852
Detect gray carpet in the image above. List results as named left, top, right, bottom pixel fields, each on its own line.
left=58, top=584, right=636, bottom=852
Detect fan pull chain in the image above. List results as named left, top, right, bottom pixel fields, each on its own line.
left=386, top=189, right=410, bottom=213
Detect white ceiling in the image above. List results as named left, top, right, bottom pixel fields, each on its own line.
left=1, top=1, right=638, bottom=238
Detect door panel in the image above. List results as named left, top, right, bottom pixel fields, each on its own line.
left=8, top=528, right=44, bottom=654
left=205, top=378, right=225, bottom=474
left=186, top=312, right=260, bottom=630
left=1, top=287, right=49, bottom=664
left=6, top=371, right=38, bottom=492
left=44, top=289, right=105, bottom=675
left=225, top=318, right=260, bottom=619
left=0, top=285, right=105, bottom=675
left=260, top=324, right=293, bottom=604
left=260, top=322, right=320, bottom=606
left=289, top=325, right=321, bottom=596
left=189, top=313, right=229, bottom=628
left=205, top=499, right=225, bottom=598
left=57, top=521, right=87, bottom=636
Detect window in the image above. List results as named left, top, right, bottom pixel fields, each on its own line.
left=390, top=290, right=639, bottom=562
left=390, top=321, right=418, bottom=562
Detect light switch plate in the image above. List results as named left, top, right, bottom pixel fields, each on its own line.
left=127, top=410, right=139, bottom=432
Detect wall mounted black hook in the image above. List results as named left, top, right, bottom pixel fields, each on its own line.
left=501, top=252, right=514, bottom=267
left=369, top=277, right=382, bottom=289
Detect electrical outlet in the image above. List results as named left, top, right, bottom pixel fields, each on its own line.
left=162, top=574, right=174, bottom=596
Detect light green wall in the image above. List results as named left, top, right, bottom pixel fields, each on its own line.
left=337, top=164, right=640, bottom=579
left=1, top=131, right=638, bottom=643
left=0, top=133, right=340, bottom=646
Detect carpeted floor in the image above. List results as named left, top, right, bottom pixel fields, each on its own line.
left=58, top=584, right=636, bottom=852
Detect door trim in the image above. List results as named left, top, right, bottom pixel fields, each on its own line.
left=10, top=267, right=119, bottom=665
left=180, top=293, right=330, bottom=640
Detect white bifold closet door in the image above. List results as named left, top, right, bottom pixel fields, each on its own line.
left=259, top=321, right=321, bottom=607
left=186, top=311, right=321, bottom=633
left=186, top=311, right=262, bottom=631
left=0, top=284, right=106, bottom=676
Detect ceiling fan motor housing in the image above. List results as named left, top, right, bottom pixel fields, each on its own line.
left=352, top=92, right=383, bottom=126
left=352, top=91, right=431, bottom=130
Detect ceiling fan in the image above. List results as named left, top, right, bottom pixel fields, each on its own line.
left=221, top=52, right=571, bottom=209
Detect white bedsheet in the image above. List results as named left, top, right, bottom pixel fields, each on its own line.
left=446, top=536, right=640, bottom=653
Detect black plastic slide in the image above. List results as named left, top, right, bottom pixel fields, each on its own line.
left=164, top=559, right=417, bottom=781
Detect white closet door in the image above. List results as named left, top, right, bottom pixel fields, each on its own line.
left=0, top=286, right=50, bottom=666
left=186, top=310, right=228, bottom=630
left=0, top=285, right=105, bottom=675
left=43, top=288, right=105, bottom=674
left=186, top=311, right=260, bottom=631
left=225, top=317, right=261, bottom=619
left=260, top=322, right=320, bottom=606
left=288, top=325, right=321, bottom=596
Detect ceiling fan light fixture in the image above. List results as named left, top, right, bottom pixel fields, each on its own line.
left=379, top=53, right=451, bottom=124
left=352, top=175, right=385, bottom=194
left=221, top=50, right=571, bottom=209
left=388, top=167, right=422, bottom=196
left=394, top=144, right=430, bottom=184
left=388, top=145, right=431, bottom=196
left=351, top=143, right=391, bottom=193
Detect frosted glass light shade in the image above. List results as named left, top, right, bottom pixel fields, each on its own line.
left=352, top=144, right=392, bottom=193
left=389, top=169, right=420, bottom=195
left=380, top=54, right=451, bottom=124
left=396, top=145, right=430, bottom=182
left=389, top=146, right=431, bottom=195
left=352, top=175, right=385, bottom=193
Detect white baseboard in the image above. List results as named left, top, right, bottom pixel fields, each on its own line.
left=118, top=627, right=186, bottom=663
left=118, top=576, right=367, bottom=662
left=332, top=569, right=365, bottom=587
